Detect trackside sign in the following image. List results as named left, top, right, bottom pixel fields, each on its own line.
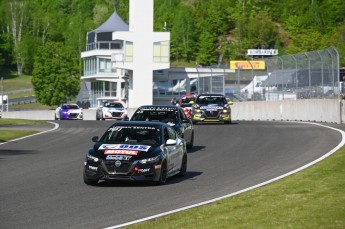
left=230, top=61, right=266, bottom=70
left=247, top=49, right=278, bottom=56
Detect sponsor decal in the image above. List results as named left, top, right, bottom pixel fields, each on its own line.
left=140, top=106, right=177, bottom=112
left=154, top=164, right=161, bottom=170
left=106, top=155, right=132, bottom=160
left=115, top=161, right=122, bottom=167
left=100, top=144, right=151, bottom=152
left=201, top=106, right=222, bottom=110
left=88, top=165, right=98, bottom=171
left=104, top=149, right=138, bottom=155
left=135, top=168, right=150, bottom=173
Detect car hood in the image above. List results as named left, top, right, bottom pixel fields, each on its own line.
left=199, top=104, right=224, bottom=110
left=103, top=107, right=125, bottom=112
left=61, top=109, right=81, bottom=112
left=94, top=143, right=161, bottom=160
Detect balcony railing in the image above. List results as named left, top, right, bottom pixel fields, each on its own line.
left=87, top=42, right=122, bottom=51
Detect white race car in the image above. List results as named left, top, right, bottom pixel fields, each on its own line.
left=96, top=101, right=128, bottom=120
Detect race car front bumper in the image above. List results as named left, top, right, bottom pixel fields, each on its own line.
left=84, top=159, right=162, bottom=182
left=192, top=112, right=231, bottom=123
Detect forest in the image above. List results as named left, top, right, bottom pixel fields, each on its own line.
left=1, top=0, right=345, bottom=77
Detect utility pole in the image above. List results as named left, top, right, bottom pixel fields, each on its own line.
left=1, top=77, right=3, bottom=115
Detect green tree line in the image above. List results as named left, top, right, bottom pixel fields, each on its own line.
left=0, top=0, right=344, bottom=104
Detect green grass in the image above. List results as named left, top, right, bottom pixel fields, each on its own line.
left=1, top=74, right=33, bottom=92
left=9, top=92, right=35, bottom=99
left=0, top=119, right=47, bottom=142
left=0, top=119, right=47, bottom=125
left=9, top=102, right=54, bottom=109
left=128, top=147, right=345, bottom=229
left=0, top=130, right=40, bottom=142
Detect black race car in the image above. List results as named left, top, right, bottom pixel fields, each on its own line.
left=190, top=93, right=234, bottom=124
left=83, top=121, right=187, bottom=186
left=130, top=105, right=194, bottom=149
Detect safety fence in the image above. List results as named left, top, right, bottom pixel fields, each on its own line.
left=226, top=47, right=340, bottom=101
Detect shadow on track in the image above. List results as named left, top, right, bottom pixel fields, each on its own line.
left=94, top=171, right=203, bottom=187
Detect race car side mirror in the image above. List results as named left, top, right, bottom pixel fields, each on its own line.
left=228, top=101, right=234, bottom=105
left=92, top=136, right=99, bottom=142
left=189, top=101, right=194, bottom=104
left=166, top=139, right=176, bottom=146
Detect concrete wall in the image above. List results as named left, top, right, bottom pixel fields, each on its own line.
left=1, top=99, right=343, bottom=124
left=231, top=99, right=341, bottom=124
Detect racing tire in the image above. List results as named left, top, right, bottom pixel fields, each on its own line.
left=96, top=113, right=100, bottom=120
left=83, top=173, right=99, bottom=186
left=224, top=120, right=232, bottom=124
left=54, top=114, right=58, bottom=120
left=178, top=154, right=187, bottom=177
left=156, top=161, right=167, bottom=185
left=186, top=132, right=194, bottom=149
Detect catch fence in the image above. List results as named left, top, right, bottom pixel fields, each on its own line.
left=226, top=47, right=340, bottom=101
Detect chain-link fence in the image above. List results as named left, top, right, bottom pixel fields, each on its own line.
left=226, top=47, right=340, bottom=101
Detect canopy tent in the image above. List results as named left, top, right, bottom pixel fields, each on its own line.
left=87, top=12, right=129, bottom=45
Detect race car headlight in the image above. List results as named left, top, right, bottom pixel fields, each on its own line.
left=140, top=156, right=160, bottom=164
left=195, top=109, right=201, bottom=113
left=87, top=154, right=99, bottom=162
left=222, top=109, right=229, bottom=113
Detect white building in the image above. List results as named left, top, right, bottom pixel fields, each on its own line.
left=79, top=0, right=233, bottom=109
left=80, top=0, right=169, bottom=108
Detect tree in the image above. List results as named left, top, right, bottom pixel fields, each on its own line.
left=32, top=41, right=80, bottom=106
left=7, top=0, right=29, bottom=75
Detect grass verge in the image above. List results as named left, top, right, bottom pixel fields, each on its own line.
left=0, top=130, right=39, bottom=142
left=128, top=147, right=345, bottom=228
left=0, top=119, right=47, bottom=142
left=0, top=119, right=47, bottom=125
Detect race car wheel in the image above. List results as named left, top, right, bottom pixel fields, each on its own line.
left=54, top=114, right=58, bottom=120
left=83, top=174, right=99, bottom=186
left=224, top=120, right=232, bottom=124
left=178, top=154, right=187, bottom=177
left=186, top=132, right=194, bottom=149
left=156, top=161, right=167, bottom=185
left=96, top=113, right=100, bottom=120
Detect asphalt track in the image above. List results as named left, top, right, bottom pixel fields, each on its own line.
left=0, top=120, right=343, bottom=229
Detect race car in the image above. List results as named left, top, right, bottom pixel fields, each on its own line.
left=54, top=103, right=83, bottom=120
left=83, top=121, right=187, bottom=185
left=190, top=93, right=233, bottom=124
left=178, top=93, right=196, bottom=118
left=96, top=101, right=128, bottom=120
left=130, top=105, right=194, bottom=149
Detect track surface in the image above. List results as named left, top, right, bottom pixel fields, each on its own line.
left=0, top=121, right=342, bottom=228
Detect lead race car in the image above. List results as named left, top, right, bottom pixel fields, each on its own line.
left=83, top=121, right=187, bottom=185
left=54, top=103, right=83, bottom=120
left=190, top=93, right=234, bottom=124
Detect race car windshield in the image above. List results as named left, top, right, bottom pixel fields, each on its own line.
left=100, top=126, right=162, bottom=146
left=103, top=103, right=124, bottom=108
left=195, top=96, right=227, bottom=106
left=131, top=109, right=178, bottom=124
left=180, top=97, right=195, bottom=107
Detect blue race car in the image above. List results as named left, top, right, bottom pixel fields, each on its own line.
left=55, top=103, right=83, bottom=120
